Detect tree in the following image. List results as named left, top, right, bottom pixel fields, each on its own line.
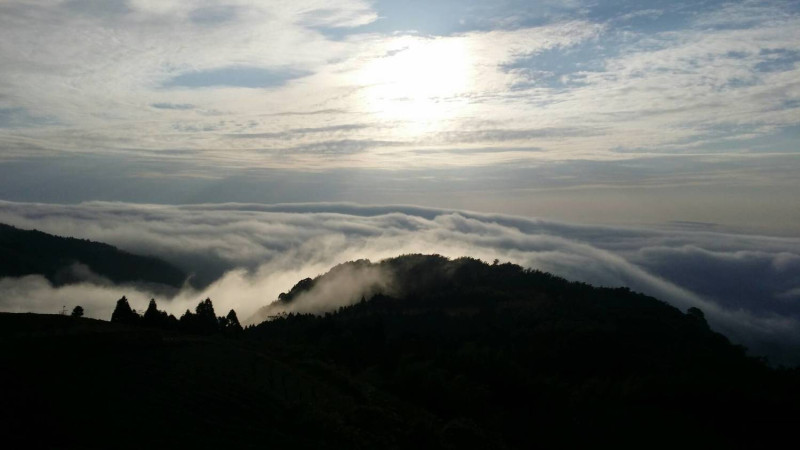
left=195, top=298, right=219, bottom=334
left=224, top=309, right=243, bottom=334
left=143, top=298, right=159, bottom=322
left=111, top=296, right=139, bottom=324
left=179, top=299, right=219, bottom=334
left=179, top=309, right=195, bottom=332
left=143, top=298, right=170, bottom=328
left=71, top=305, right=84, bottom=317
left=687, top=307, right=709, bottom=329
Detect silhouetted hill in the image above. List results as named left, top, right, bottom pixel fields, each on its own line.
left=251, top=255, right=800, bottom=448
left=0, top=223, right=187, bottom=288
left=2, top=255, right=799, bottom=449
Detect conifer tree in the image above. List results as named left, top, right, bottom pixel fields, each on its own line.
left=194, top=298, right=218, bottom=334
left=225, top=309, right=243, bottom=333
left=110, top=296, right=138, bottom=324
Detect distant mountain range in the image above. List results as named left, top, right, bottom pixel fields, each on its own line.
left=0, top=223, right=187, bottom=288
left=2, top=254, right=798, bottom=449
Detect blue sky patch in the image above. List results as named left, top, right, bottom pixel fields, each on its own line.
left=755, top=49, right=800, bottom=73
left=0, top=107, right=58, bottom=128
left=163, top=66, right=311, bottom=89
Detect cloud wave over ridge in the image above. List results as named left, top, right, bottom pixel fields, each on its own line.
left=0, top=200, right=798, bottom=364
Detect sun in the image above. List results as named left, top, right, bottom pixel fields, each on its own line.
left=357, top=36, right=473, bottom=134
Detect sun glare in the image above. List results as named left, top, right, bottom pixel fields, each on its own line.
left=357, top=36, right=472, bottom=134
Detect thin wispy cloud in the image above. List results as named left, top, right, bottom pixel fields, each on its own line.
left=151, top=103, right=195, bottom=110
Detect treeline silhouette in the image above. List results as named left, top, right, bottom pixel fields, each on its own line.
left=0, top=222, right=186, bottom=287
left=111, top=296, right=242, bottom=335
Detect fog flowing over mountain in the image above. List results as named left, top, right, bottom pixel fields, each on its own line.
left=0, top=200, right=797, bottom=364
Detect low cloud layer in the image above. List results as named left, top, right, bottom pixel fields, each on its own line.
left=0, top=200, right=798, bottom=364
left=261, top=261, right=395, bottom=319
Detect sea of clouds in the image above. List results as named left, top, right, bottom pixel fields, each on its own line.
left=0, top=200, right=798, bottom=364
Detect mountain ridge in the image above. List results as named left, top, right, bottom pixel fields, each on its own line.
left=0, top=222, right=187, bottom=290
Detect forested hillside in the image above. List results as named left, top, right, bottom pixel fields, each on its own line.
left=0, top=223, right=186, bottom=288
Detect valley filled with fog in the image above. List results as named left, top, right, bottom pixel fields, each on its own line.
left=1, top=200, right=798, bottom=364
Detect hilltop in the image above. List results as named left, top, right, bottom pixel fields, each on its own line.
left=250, top=255, right=800, bottom=447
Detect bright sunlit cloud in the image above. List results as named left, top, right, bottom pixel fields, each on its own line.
left=356, top=36, right=473, bottom=132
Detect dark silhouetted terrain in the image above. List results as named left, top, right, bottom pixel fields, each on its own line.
left=0, top=223, right=186, bottom=288
left=2, top=255, right=799, bottom=449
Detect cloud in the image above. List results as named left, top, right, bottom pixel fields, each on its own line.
left=432, top=127, right=605, bottom=144
left=0, top=0, right=799, bottom=360
left=631, top=245, right=800, bottom=315
left=0, top=200, right=798, bottom=364
left=276, top=139, right=401, bottom=155
left=258, top=261, right=394, bottom=318
left=188, top=5, right=239, bottom=26
left=227, top=124, right=370, bottom=140
left=321, top=0, right=584, bottom=37
left=163, top=66, right=312, bottom=89
left=777, top=288, right=800, bottom=300
left=299, top=3, right=377, bottom=30
left=62, top=0, right=130, bottom=18
left=2, top=0, right=797, bottom=174
left=151, top=103, right=195, bottom=110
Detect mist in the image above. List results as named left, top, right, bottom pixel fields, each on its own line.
left=254, top=261, right=396, bottom=321
left=0, top=200, right=798, bottom=363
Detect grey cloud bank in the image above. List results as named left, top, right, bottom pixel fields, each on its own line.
left=0, top=152, right=797, bottom=235
left=0, top=200, right=798, bottom=365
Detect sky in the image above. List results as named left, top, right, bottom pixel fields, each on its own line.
left=0, top=0, right=798, bottom=233
left=1, top=1, right=799, bottom=361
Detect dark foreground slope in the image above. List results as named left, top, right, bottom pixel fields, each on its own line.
left=2, top=255, right=799, bottom=449
left=0, top=223, right=186, bottom=288
left=0, top=313, right=433, bottom=449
